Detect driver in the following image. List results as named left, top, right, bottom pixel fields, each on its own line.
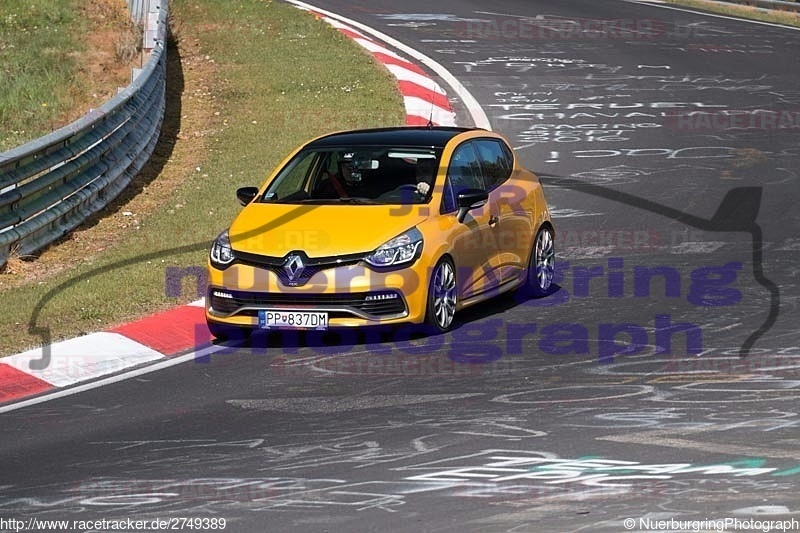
left=337, top=156, right=366, bottom=196
left=316, top=154, right=357, bottom=198
left=339, top=157, right=359, bottom=188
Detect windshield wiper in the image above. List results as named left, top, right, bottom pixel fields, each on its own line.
left=293, top=197, right=381, bottom=205
left=335, top=197, right=379, bottom=204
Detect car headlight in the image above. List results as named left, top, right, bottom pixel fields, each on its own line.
left=365, top=227, right=423, bottom=267
left=210, top=229, right=235, bottom=269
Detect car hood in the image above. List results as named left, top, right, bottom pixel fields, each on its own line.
left=229, top=203, right=429, bottom=258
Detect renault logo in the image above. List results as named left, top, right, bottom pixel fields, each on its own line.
left=284, top=254, right=305, bottom=282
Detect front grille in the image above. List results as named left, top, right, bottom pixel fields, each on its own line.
left=233, top=250, right=364, bottom=287
left=208, top=288, right=407, bottom=320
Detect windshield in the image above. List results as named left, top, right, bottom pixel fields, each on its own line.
left=259, top=146, right=442, bottom=205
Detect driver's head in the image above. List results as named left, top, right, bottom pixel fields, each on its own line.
left=339, top=159, right=353, bottom=181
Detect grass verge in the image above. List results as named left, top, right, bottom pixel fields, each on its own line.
left=0, top=0, right=139, bottom=151
left=664, top=0, right=800, bottom=28
left=0, top=0, right=83, bottom=151
left=0, top=0, right=405, bottom=356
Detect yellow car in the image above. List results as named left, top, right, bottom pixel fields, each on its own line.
left=206, top=126, right=554, bottom=339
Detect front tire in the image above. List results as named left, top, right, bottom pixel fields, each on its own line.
left=425, top=257, right=457, bottom=333
left=526, top=225, right=555, bottom=297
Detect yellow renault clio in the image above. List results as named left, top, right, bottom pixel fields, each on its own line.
left=206, top=126, right=554, bottom=339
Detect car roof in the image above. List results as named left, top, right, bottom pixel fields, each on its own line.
left=305, top=126, right=482, bottom=149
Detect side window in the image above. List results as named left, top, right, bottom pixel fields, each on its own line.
left=475, top=139, right=513, bottom=190
left=264, top=151, right=317, bottom=200
left=442, top=142, right=486, bottom=213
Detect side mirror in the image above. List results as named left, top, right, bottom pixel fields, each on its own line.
left=456, top=188, right=488, bottom=223
left=236, top=186, right=259, bottom=206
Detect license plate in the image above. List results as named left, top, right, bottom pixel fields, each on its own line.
left=258, top=310, right=328, bottom=330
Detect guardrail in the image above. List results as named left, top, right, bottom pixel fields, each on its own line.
left=0, top=0, right=169, bottom=267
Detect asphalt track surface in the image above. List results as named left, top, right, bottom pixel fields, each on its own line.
left=2, top=1, right=800, bottom=532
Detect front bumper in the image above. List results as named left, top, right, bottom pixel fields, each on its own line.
left=206, top=261, right=429, bottom=328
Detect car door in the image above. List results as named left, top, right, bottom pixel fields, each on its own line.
left=475, top=138, right=533, bottom=285
left=443, top=141, right=501, bottom=301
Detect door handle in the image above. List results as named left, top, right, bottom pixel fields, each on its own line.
left=488, top=215, right=499, bottom=226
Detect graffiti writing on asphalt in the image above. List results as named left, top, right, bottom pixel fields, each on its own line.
left=402, top=452, right=800, bottom=487
left=2, top=450, right=797, bottom=514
